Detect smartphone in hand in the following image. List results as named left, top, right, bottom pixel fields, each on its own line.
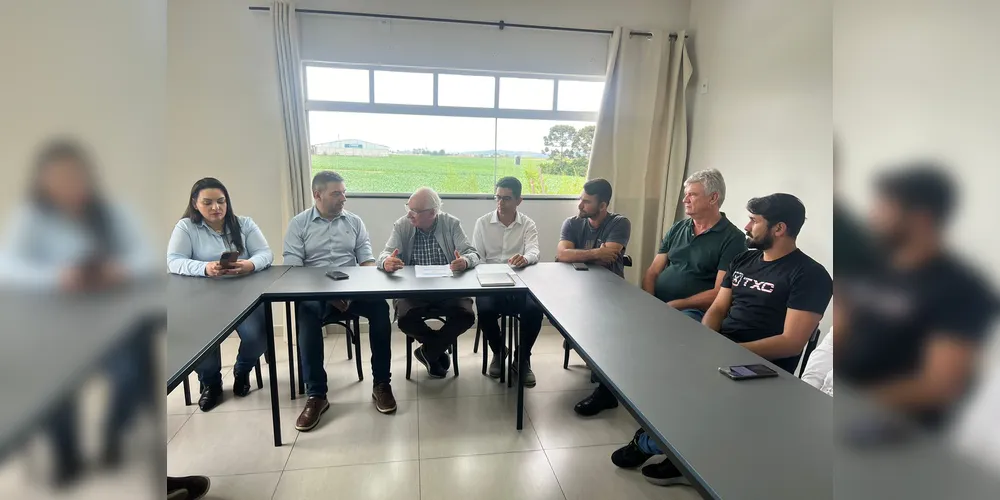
left=220, top=251, right=239, bottom=269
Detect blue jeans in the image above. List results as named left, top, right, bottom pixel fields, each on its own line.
left=195, top=303, right=268, bottom=387
left=637, top=429, right=664, bottom=455
left=297, top=299, right=393, bottom=397
left=680, top=308, right=705, bottom=322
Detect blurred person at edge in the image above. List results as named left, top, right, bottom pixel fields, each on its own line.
left=0, top=139, right=156, bottom=486
left=835, top=164, right=999, bottom=430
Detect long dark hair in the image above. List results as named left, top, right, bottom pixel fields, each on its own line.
left=31, top=139, right=117, bottom=254
left=182, top=177, right=244, bottom=254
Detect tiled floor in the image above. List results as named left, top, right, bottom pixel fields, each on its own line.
left=167, top=326, right=701, bottom=500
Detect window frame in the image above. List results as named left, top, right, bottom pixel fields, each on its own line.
left=302, top=61, right=603, bottom=199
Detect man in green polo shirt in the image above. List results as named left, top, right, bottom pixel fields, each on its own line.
left=641, top=169, right=746, bottom=322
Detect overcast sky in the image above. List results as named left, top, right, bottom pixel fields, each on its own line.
left=306, top=67, right=601, bottom=153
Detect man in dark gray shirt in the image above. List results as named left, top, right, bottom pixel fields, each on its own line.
left=556, top=178, right=632, bottom=416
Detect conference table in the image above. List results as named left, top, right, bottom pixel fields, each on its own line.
left=517, top=264, right=832, bottom=500
left=0, top=282, right=164, bottom=462
left=164, top=262, right=835, bottom=500
left=165, top=266, right=291, bottom=393
left=258, top=265, right=531, bottom=444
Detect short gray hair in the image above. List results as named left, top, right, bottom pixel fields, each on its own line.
left=684, top=168, right=726, bottom=207
left=412, top=186, right=443, bottom=212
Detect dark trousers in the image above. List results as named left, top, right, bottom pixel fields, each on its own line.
left=395, top=298, right=475, bottom=360
left=195, top=302, right=268, bottom=387
left=50, top=330, right=154, bottom=478
left=297, top=298, right=392, bottom=397
left=476, top=294, right=543, bottom=362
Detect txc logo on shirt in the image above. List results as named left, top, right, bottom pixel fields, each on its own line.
left=731, top=271, right=775, bottom=293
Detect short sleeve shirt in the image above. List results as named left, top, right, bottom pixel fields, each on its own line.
left=653, top=214, right=746, bottom=304
left=836, top=254, right=998, bottom=427
left=559, top=213, right=631, bottom=277
left=721, top=249, right=833, bottom=373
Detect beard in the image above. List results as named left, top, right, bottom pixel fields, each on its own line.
left=746, top=232, right=774, bottom=251
left=326, top=200, right=345, bottom=216
left=580, top=208, right=598, bottom=219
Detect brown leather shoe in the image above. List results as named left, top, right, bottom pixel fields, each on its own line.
left=372, top=382, right=397, bottom=414
left=295, top=396, right=330, bottom=432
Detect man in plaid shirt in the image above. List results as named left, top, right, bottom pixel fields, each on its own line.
left=378, top=187, right=480, bottom=378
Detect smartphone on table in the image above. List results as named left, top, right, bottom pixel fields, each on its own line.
left=326, top=270, right=350, bottom=281
left=572, top=262, right=589, bottom=271
left=219, top=251, right=239, bottom=270
left=719, top=364, right=779, bottom=381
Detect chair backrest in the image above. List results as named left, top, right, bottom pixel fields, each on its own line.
left=796, top=328, right=822, bottom=378
left=623, top=255, right=633, bottom=267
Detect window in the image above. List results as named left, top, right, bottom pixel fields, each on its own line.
left=306, top=67, right=369, bottom=103
left=304, top=64, right=603, bottom=195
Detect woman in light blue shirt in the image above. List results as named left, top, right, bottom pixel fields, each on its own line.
left=167, top=177, right=273, bottom=412
left=1, top=139, right=156, bottom=485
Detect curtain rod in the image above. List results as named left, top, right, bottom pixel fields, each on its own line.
left=248, top=6, right=684, bottom=40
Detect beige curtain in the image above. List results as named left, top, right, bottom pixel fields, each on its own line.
left=271, top=0, right=310, bottom=219
left=587, top=28, right=692, bottom=285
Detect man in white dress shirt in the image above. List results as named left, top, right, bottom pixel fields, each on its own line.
left=472, top=177, right=544, bottom=387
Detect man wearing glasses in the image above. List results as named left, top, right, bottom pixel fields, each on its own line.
left=283, top=171, right=396, bottom=431
left=377, top=186, right=480, bottom=378
left=472, top=177, right=544, bottom=386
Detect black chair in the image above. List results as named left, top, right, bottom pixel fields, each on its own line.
left=476, top=313, right=519, bottom=384
left=796, top=328, right=822, bottom=378
left=404, top=314, right=460, bottom=379
left=182, top=356, right=264, bottom=406
left=563, top=255, right=632, bottom=368
left=289, top=304, right=365, bottom=397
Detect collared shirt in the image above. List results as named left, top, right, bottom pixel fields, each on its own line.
left=800, top=328, right=833, bottom=396
left=0, top=203, right=155, bottom=289
left=411, top=218, right=450, bottom=266
left=283, top=207, right=373, bottom=268
left=167, top=216, right=273, bottom=276
left=472, top=210, right=540, bottom=265
left=653, top=213, right=746, bottom=303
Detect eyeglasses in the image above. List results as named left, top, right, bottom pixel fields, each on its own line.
left=494, top=195, right=514, bottom=202
left=405, top=204, right=434, bottom=217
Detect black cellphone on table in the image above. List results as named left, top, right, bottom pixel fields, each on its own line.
left=219, top=251, right=239, bottom=269
left=572, top=262, right=589, bottom=271
left=326, top=270, right=350, bottom=281
left=719, top=364, right=779, bottom=380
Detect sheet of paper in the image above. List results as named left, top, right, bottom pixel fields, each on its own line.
left=415, top=265, right=454, bottom=278
left=476, top=263, right=514, bottom=275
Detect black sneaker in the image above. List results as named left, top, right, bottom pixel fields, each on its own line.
left=415, top=346, right=446, bottom=378
left=198, top=383, right=223, bottom=412
left=641, top=460, right=691, bottom=487
left=611, top=429, right=655, bottom=468
left=232, top=371, right=251, bottom=398
left=573, top=384, right=618, bottom=416
left=437, top=351, right=451, bottom=373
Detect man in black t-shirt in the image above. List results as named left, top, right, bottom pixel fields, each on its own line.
left=611, top=193, right=832, bottom=487
left=556, top=179, right=632, bottom=417
left=705, top=194, right=833, bottom=372
left=837, top=166, right=998, bottom=429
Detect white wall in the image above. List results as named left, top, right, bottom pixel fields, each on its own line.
left=167, top=0, right=691, bottom=256
left=167, top=0, right=691, bottom=330
left=1, top=1, right=166, bottom=250
left=686, top=0, right=833, bottom=328
left=834, top=0, right=1000, bottom=280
